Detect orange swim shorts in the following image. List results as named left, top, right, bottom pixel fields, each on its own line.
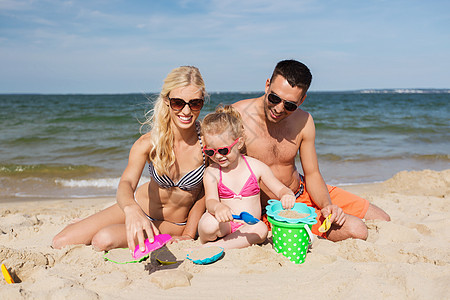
left=263, top=175, right=370, bottom=238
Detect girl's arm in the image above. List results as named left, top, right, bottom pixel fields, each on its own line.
left=116, top=133, right=159, bottom=251
left=203, top=167, right=233, bottom=222
left=252, top=157, right=296, bottom=209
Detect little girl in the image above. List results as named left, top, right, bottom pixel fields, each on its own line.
left=198, top=105, right=296, bottom=249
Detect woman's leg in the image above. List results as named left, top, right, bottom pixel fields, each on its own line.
left=91, top=223, right=128, bottom=251
left=52, top=203, right=125, bottom=250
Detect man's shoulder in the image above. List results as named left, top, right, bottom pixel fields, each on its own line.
left=233, top=98, right=254, bottom=107
left=292, top=108, right=311, bottom=120
left=233, top=97, right=263, bottom=119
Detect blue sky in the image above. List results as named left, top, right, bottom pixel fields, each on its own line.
left=0, top=0, right=449, bottom=93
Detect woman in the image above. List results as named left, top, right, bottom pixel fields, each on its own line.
left=52, top=66, right=207, bottom=253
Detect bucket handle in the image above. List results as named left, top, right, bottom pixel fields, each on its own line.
left=303, top=224, right=315, bottom=244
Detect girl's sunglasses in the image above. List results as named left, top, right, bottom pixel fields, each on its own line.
left=267, top=93, right=298, bottom=112
left=168, top=97, right=204, bottom=111
left=203, top=138, right=239, bottom=157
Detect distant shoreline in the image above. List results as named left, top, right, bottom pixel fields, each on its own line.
left=1, top=88, right=449, bottom=96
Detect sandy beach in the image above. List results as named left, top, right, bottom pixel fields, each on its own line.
left=1, top=169, right=449, bottom=299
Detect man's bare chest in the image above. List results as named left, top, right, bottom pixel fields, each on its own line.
left=244, top=126, right=299, bottom=165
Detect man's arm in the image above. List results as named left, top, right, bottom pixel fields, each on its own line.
left=299, top=114, right=331, bottom=208
left=299, top=114, right=345, bottom=225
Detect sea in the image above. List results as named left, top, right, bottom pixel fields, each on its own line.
left=1, top=89, right=449, bottom=202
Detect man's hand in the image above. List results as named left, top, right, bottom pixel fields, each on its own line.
left=320, top=204, right=346, bottom=226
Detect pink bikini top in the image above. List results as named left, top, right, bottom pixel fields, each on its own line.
left=218, top=155, right=260, bottom=199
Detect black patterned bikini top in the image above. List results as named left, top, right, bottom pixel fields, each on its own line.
left=148, top=123, right=205, bottom=191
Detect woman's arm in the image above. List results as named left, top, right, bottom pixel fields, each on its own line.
left=116, top=133, right=159, bottom=251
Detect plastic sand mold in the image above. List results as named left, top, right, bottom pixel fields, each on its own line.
left=1, top=263, right=14, bottom=284
left=266, top=199, right=318, bottom=224
left=133, top=234, right=172, bottom=260
left=155, top=248, right=179, bottom=265
left=186, top=246, right=224, bottom=265
left=104, top=234, right=172, bottom=264
left=104, top=248, right=144, bottom=264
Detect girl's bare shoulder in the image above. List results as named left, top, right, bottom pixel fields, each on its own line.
left=204, top=163, right=220, bottom=181
left=243, top=155, right=270, bottom=172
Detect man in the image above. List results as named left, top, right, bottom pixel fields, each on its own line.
left=233, top=59, right=390, bottom=241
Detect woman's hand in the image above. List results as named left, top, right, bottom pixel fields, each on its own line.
left=320, top=204, right=346, bottom=227
left=213, top=203, right=233, bottom=223
left=123, top=204, right=159, bottom=252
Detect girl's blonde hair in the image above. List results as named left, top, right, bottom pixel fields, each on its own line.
left=201, top=105, right=246, bottom=154
left=142, top=66, right=206, bottom=176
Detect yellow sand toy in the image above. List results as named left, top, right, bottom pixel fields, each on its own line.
left=1, top=263, right=14, bottom=284
left=318, top=214, right=332, bottom=233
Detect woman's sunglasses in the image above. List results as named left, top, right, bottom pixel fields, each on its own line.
left=267, top=93, right=298, bottom=112
left=203, top=138, right=239, bottom=157
left=168, top=97, right=204, bottom=111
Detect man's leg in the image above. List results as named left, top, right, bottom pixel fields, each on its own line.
left=326, top=214, right=368, bottom=242
left=364, top=203, right=391, bottom=221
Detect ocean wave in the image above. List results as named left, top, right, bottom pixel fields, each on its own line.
left=0, top=175, right=151, bottom=200
left=318, top=153, right=450, bottom=162
left=52, top=145, right=126, bottom=157
left=55, top=176, right=150, bottom=188
left=6, top=136, right=53, bottom=146
left=50, top=114, right=131, bottom=125
left=55, top=177, right=121, bottom=188
left=318, top=153, right=342, bottom=161
left=315, top=123, right=446, bottom=134
left=0, top=163, right=103, bottom=178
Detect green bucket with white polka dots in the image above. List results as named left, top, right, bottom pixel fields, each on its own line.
left=268, top=216, right=315, bottom=264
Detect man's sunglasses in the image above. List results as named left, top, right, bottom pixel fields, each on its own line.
left=168, top=97, right=204, bottom=111
left=267, top=93, right=298, bottom=112
left=203, top=138, right=239, bottom=157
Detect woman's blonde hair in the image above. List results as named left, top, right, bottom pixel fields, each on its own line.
left=142, top=66, right=206, bottom=176
left=201, top=105, right=246, bottom=154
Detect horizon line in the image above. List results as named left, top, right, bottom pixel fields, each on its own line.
left=1, top=88, right=449, bottom=96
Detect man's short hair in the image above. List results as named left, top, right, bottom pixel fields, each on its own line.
left=270, top=59, right=312, bottom=91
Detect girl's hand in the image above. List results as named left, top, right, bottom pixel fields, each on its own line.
left=280, top=194, right=296, bottom=210
left=213, top=203, right=233, bottom=223
left=168, top=235, right=194, bottom=244
left=123, top=204, right=159, bottom=252
left=320, top=204, right=346, bottom=227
